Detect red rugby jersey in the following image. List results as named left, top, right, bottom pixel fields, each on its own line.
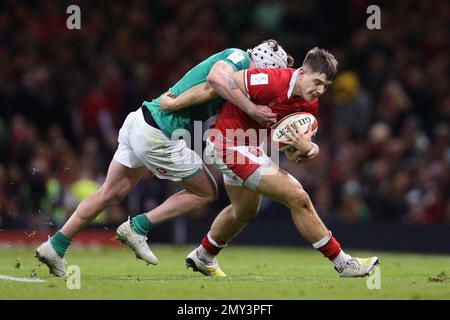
left=213, top=68, right=318, bottom=145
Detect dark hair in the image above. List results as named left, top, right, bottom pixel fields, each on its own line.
left=302, top=47, right=338, bottom=80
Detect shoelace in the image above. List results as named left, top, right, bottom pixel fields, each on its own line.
left=195, top=250, right=216, bottom=267
left=345, top=258, right=361, bottom=271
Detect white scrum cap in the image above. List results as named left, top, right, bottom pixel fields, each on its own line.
left=247, top=39, right=291, bottom=68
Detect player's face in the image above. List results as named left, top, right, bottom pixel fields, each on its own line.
left=298, top=69, right=332, bottom=101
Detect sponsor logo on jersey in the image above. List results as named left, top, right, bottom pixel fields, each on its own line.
left=250, top=73, right=269, bottom=85
left=227, top=51, right=245, bottom=64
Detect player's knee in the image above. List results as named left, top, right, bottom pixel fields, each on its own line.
left=287, top=189, right=312, bottom=211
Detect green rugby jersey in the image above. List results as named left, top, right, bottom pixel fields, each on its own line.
left=142, top=48, right=251, bottom=137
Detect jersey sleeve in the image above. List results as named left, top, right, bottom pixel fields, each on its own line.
left=243, top=68, right=287, bottom=103
left=221, top=49, right=251, bottom=72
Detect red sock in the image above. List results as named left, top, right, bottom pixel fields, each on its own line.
left=317, top=235, right=342, bottom=261
left=201, top=233, right=227, bottom=255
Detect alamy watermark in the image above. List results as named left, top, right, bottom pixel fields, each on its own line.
left=66, top=265, right=81, bottom=289
left=66, top=5, right=81, bottom=30
left=366, top=5, right=381, bottom=30
left=366, top=266, right=381, bottom=289
left=164, top=121, right=282, bottom=174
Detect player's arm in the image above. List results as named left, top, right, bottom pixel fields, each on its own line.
left=207, top=61, right=277, bottom=126
left=160, top=83, right=217, bottom=112
left=157, top=64, right=260, bottom=115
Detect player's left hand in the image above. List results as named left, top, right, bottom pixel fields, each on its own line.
left=285, top=148, right=305, bottom=162
left=284, top=122, right=314, bottom=156
left=285, top=142, right=320, bottom=163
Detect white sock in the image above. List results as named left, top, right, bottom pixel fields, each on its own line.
left=196, top=245, right=215, bottom=264
left=312, top=232, right=331, bottom=249
left=333, top=250, right=351, bottom=272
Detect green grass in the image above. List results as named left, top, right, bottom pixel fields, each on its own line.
left=1, top=245, right=449, bottom=299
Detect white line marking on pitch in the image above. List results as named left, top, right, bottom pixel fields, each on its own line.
left=0, top=274, right=46, bottom=282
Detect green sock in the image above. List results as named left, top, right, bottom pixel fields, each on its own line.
left=50, top=231, right=72, bottom=258
left=131, top=213, right=155, bottom=236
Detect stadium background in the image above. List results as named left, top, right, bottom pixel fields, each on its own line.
left=0, top=0, right=449, bottom=253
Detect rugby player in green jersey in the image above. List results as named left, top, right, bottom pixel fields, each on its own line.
left=160, top=47, right=378, bottom=278
left=35, top=40, right=293, bottom=277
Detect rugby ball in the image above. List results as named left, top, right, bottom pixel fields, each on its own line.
left=271, top=112, right=318, bottom=152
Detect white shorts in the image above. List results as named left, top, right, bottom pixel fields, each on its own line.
left=113, top=108, right=203, bottom=181
left=204, top=137, right=273, bottom=190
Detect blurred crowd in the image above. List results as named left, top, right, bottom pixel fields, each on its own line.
left=0, top=0, right=449, bottom=231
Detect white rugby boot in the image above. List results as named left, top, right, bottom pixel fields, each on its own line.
left=185, top=248, right=227, bottom=277
left=338, top=256, right=379, bottom=277
left=35, top=238, right=67, bottom=277
left=116, top=218, right=158, bottom=265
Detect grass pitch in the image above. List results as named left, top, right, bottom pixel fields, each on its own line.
left=1, top=245, right=449, bottom=300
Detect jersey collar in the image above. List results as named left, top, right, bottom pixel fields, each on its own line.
left=287, top=68, right=300, bottom=99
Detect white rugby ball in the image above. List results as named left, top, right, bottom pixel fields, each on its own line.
left=271, top=112, right=318, bottom=152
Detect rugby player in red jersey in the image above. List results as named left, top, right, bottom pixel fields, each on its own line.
left=185, top=48, right=379, bottom=277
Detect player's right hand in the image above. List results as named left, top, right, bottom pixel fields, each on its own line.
left=160, top=91, right=178, bottom=112
left=249, top=105, right=277, bottom=127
